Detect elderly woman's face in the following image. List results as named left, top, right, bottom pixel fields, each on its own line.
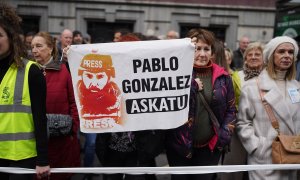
left=273, top=43, right=294, bottom=71
left=0, top=26, right=10, bottom=60
left=31, top=36, right=52, bottom=65
left=245, top=48, right=263, bottom=69
left=194, top=40, right=212, bottom=66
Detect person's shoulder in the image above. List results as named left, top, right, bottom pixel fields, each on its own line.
left=59, top=63, right=70, bottom=74
left=296, top=60, right=300, bottom=68
left=244, top=77, right=257, bottom=84
left=59, top=63, right=72, bottom=77
left=60, top=63, right=68, bottom=70
left=289, top=79, right=300, bottom=88
left=212, top=63, right=229, bottom=77
left=56, top=41, right=62, bottom=48
left=28, top=63, right=45, bottom=84
left=237, top=70, right=245, bottom=78
left=241, top=77, right=257, bottom=92
left=231, top=70, right=240, bottom=80
left=213, top=68, right=231, bottom=83
left=233, top=48, right=240, bottom=53
left=233, top=49, right=242, bottom=57
left=29, top=63, right=42, bottom=75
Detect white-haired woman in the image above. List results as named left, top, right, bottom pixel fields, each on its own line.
left=237, top=36, right=300, bottom=180
left=221, top=42, right=265, bottom=180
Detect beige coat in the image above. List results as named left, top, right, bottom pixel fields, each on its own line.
left=237, top=69, right=300, bottom=180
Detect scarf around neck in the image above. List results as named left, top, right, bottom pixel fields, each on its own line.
left=243, top=64, right=262, bottom=81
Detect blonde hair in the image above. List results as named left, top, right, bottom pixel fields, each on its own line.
left=243, top=42, right=264, bottom=60
left=225, top=47, right=233, bottom=71
left=225, top=48, right=233, bottom=60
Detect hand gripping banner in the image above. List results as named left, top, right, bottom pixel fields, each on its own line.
left=68, top=38, right=194, bottom=133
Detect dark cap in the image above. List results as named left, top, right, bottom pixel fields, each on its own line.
left=73, top=30, right=82, bottom=37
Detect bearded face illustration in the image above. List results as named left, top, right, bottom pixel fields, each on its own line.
left=82, top=71, right=108, bottom=92
left=77, top=54, right=121, bottom=123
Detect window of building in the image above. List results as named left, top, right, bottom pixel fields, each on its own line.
left=19, top=15, right=40, bottom=35
left=180, top=23, right=226, bottom=42
left=87, top=20, right=134, bottom=43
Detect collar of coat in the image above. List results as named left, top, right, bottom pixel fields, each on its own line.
left=39, top=57, right=61, bottom=71
left=258, top=69, right=297, bottom=134
left=211, top=63, right=228, bottom=85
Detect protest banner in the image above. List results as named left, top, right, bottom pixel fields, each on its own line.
left=68, top=38, right=194, bottom=133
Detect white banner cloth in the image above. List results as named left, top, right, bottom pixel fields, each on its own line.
left=68, top=38, right=194, bottom=133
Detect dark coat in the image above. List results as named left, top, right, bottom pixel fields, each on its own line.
left=95, top=130, right=165, bottom=164
left=166, top=63, right=236, bottom=155
left=296, top=60, right=300, bottom=81
left=231, top=48, right=244, bottom=71
left=190, top=63, right=236, bottom=150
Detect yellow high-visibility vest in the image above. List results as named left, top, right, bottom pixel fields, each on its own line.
left=0, top=60, right=37, bottom=160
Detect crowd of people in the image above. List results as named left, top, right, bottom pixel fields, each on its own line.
left=1, top=2, right=300, bottom=180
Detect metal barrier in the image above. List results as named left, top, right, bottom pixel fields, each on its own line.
left=2, top=164, right=300, bottom=174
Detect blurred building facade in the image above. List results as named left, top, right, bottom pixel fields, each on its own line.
left=10, top=0, right=276, bottom=49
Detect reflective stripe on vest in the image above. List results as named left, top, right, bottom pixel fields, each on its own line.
left=0, top=59, right=37, bottom=160
left=0, top=132, right=35, bottom=141
left=0, top=105, right=31, bottom=113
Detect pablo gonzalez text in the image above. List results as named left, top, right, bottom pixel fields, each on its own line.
left=122, top=56, right=191, bottom=114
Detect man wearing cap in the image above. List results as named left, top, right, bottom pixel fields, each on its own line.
left=78, top=53, right=121, bottom=121
left=73, top=30, right=85, bottom=45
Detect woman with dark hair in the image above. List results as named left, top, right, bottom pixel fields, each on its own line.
left=31, top=31, right=80, bottom=180
left=211, top=39, right=229, bottom=72
left=0, top=3, right=50, bottom=180
left=165, top=28, right=236, bottom=180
